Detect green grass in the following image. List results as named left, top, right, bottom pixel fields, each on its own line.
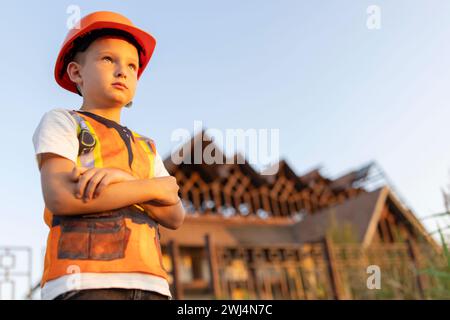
left=418, top=229, right=450, bottom=299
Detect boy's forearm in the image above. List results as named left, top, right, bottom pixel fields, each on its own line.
left=139, top=200, right=185, bottom=230
left=52, top=178, right=158, bottom=216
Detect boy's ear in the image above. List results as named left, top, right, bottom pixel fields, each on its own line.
left=67, top=61, right=83, bottom=89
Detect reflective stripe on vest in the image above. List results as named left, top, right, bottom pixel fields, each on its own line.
left=40, top=110, right=167, bottom=288
left=69, top=110, right=102, bottom=168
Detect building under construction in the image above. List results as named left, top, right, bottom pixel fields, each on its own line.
left=159, top=131, right=443, bottom=300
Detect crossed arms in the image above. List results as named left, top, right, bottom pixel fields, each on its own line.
left=39, top=153, right=185, bottom=230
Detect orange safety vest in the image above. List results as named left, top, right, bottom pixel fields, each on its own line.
left=40, top=110, right=168, bottom=288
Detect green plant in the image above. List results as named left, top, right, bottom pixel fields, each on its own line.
left=325, top=210, right=358, bottom=244
left=418, top=228, right=450, bottom=299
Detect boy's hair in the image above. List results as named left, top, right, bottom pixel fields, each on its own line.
left=62, top=28, right=144, bottom=96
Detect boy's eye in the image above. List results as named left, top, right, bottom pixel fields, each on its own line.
left=129, top=64, right=137, bottom=71
left=102, top=56, right=113, bottom=63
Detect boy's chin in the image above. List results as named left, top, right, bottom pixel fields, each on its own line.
left=104, top=93, right=129, bottom=106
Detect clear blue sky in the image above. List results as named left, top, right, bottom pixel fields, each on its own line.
left=1, top=1, right=450, bottom=296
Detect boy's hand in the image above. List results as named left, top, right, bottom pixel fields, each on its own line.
left=71, top=167, right=137, bottom=202
left=144, top=176, right=181, bottom=206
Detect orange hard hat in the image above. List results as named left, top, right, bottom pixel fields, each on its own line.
left=54, top=11, right=156, bottom=94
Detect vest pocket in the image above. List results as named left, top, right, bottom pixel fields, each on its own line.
left=57, top=213, right=131, bottom=261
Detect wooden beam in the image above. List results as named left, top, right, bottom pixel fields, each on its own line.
left=168, top=240, right=183, bottom=300
left=323, top=236, right=347, bottom=300
left=406, top=239, right=427, bottom=299
left=205, top=234, right=222, bottom=299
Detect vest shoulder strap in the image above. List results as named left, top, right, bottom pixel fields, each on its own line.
left=68, top=110, right=90, bottom=132
left=133, top=132, right=156, bottom=155
left=68, top=110, right=96, bottom=156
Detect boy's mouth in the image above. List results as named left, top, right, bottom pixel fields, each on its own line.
left=112, top=82, right=128, bottom=90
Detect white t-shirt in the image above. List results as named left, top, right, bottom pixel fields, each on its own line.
left=32, top=108, right=172, bottom=300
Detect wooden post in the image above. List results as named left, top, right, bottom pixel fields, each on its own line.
left=168, top=240, right=183, bottom=300
left=205, top=234, right=221, bottom=299
left=406, top=239, right=427, bottom=299
left=323, top=236, right=346, bottom=300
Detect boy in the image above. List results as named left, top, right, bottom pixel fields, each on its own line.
left=32, top=11, right=185, bottom=300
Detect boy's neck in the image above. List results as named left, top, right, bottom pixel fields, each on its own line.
left=79, top=103, right=122, bottom=124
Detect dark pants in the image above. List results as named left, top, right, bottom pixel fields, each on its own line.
left=54, top=288, right=170, bottom=300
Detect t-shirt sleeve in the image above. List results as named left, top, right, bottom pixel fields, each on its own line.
left=153, top=151, right=170, bottom=177
left=32, top=108, right=79, bottom=170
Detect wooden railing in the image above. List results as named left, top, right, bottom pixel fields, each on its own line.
left=164, top=236, right=446, bottom=300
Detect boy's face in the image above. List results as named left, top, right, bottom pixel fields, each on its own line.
left=69, top=36, right=140, bottom=108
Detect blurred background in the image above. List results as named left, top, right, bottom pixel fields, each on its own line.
left=1, top=1, right=449, bottom=299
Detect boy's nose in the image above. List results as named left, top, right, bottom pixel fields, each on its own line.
left=115, top=70, right=127, bottom=79
left=115, top=65, right=128, bottom=79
